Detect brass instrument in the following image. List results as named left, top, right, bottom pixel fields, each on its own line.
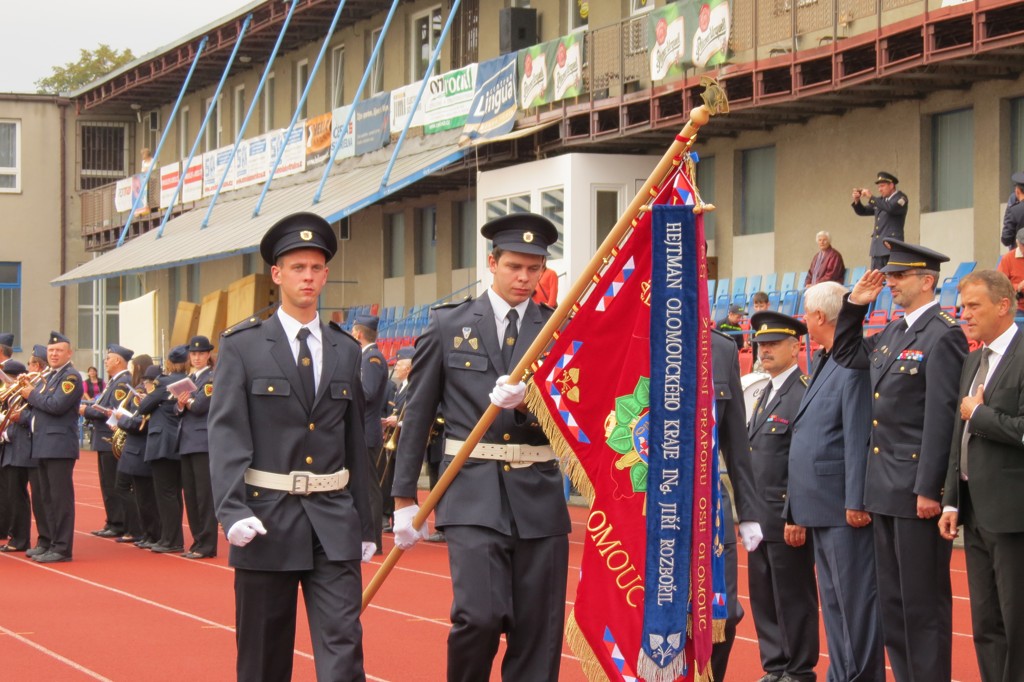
left=106, top=387, right=147, bottom=459
left=0, top=368, right=52, bottom=433
left=427, top=414, right=445, bottom=445
left=375, top=404, right=405, bottom=474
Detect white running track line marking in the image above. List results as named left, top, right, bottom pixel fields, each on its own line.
left=0, top=623, right=114, bottom=681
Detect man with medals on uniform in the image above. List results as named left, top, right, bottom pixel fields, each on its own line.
left=832, top=240, right=968, bottom=682
left=745, top=312, right=819, bottom=682
left=82, top=343, right=135, bottom=539
left=22, top=331, right=84, bottom=564
left=209, top=212, right=375, bottom=682
left=851, top=171, right=908, bottom=270
left=351, top=314, right=389, bottom=554
left=391, top=213, right=572, bottom=681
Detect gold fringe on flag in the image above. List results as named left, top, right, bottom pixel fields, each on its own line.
left=693, top=661, right=715, bottom=682
left=525, top=381, right=595, bottom=505
left=712, top=617, right=726, bottom=644
left=565, top=611, right=612, bottom=682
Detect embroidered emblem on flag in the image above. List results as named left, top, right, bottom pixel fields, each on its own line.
left=545, top=341, right=590, bottom=444
left=595, top=257, right=636, bottom=312
left=603, top=627, right=638, bottom=681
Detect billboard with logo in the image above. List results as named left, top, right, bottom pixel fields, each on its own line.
left=518, top=33, right=583, bottom=108
left=649, top=1, right=731, bottom=83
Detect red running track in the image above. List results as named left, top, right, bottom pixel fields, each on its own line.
left=0, top=454, right=980, bottom=681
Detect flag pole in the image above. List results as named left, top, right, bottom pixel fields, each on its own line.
left=362, top=83, right=728, bottom=612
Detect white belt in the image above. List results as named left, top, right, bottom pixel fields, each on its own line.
left=445, top=439, right=555, bottom=468
left=243, top=468, right=349, bottom=495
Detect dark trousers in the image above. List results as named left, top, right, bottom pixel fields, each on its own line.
left=149, top=458, right=183, bottom=549
left=96, top=449, right=125, bottom=532
left=28, top=467, right=51, bottom=549
left=0, top=465, right=10, bottom=537
left=444, top=524, right=568, bottom=682
left=180, top=452, right=218, bottom=556
left=812, top=525, right=885, bottom=682
left=113, top=471, right=141, bottom=537
left=872, top=513, right=952, bottom=682
left=234, top=550, right=365, bottom=682
left=365, top=446, right=383, bottom=550
left=131, top=474, right=161, bottom=542
left=961, top=488, right=1024, bottom=682
left=3, top=466, right=32, bottom=548
left=747, top=539, right=820, bottom=680
left=36, top=458, right=76, bottom=556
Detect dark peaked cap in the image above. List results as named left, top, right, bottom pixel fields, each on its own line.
left=260, top=212, right=338, bottom=265
left=481, top=213, right=558, bottom=257
left=880, top=239, right=949, bottom=273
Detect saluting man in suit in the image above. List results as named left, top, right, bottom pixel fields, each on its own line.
left=939, top=270, right=1024, bottom=682
left=22, top=332, right=83, bottom=564
left=832, top=240, right=967, bottom=682
left=787, top=282, right=884, bottom=682
left=746, top=312, right=819, bottom=682
left=209, top=212, right=374, bottom=682
left=851, top=171, right=908, bottom=270
left=391, top=213, right=571, bottom=681
left=351, top=314, right=389, bottom=553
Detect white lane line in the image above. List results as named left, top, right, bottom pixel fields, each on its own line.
left=0, top=623, right=114, bottom=681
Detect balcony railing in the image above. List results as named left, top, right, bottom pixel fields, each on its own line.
left=80, top=175, right=190, bottom=252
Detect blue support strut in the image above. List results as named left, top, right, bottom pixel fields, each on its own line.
left=117, top=36, right=209, bottom=247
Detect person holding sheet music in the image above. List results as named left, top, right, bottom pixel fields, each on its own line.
left=175, top=336, right=218, bottom=559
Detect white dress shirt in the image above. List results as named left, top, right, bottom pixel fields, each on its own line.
left=486, top=287, right=528, bottom=347
left=276, top=308, right=323, bottom=392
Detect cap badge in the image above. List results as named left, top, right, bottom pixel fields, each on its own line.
left=760, top=324, right=768, bottom=331
left=523, top=231, right=534, bottom=243
left=300, top=230, right=313, bottom=241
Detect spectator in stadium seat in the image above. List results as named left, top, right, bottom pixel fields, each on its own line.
left=804, top=231, right=846, bottom=287
left=717, top=303, right=746, bottom=350
left=996, top=227, right=1024, bottom=313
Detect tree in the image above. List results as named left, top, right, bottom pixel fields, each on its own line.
left=35, top=44, right=136, bottom=94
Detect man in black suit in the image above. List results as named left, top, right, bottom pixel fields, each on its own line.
left=939, top=270, right=1024, bottom=682
left=391, top=213, right=571, bottom=681
left=22, top=332, right=84, bottom=564
left=82, top=343, right=135, bottom=539
left=745, top=312, right=818, bottom=682
left=352, top=314, right=389, bottom=553
left=832, top=240, right=968, bottom=682
left=209, top=212, right=374, bottom=681
left=851, top=171, right=908, bottom=270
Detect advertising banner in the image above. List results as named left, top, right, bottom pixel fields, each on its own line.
left=182, top=156, right=204, bottom=202
left=270, top=125, right=306, bottom=180
left=305, top=112, right=334, bottom=167
left=353, top=93, right=390, bottom=157
left=203, top=147, right=236, bottom=197
left=459, top=54, right=518, bottom=146
left=390, top=64, right=478, bottom=134
left=159, top=164, right=180, bottom=209
left=115, top=175, right=144, bottom=213
left=233, top=135, right=269, bottom=189
left=518, top=34, right=583, bottom=108
left=649, top=1, right=732, bottom=83
left=330, top=105, right=357, bottom=161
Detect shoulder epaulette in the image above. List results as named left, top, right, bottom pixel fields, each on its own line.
left=800, top=374, right=810, bottom=387
left=432, top=296, right=472, bottom=311
left=222, top=316, right=263, bottom=337
left=937, top=310, right=959, bottom=328
left=710, top=328, right=732, bottom=341
left=328, top=321, right=360, bottom=347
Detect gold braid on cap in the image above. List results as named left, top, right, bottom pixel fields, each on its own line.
left=754, top=327, right=797, bottom=338
left=886, top=261, right=927, bottom=268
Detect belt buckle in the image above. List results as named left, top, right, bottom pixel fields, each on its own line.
left=290, top=472, right=310, bottom=495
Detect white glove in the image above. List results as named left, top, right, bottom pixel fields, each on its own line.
left=361, top=542, right=377, bottom=563
left=393, top=505, right=429, bottom=550
left=738, top=521, right=763, bottom=552
left=489, top=375, right=527, bottom=409
left=227, top=516, right=267, bottom=547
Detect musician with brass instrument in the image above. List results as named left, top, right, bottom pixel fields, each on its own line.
left=0, top=360, right=35, bottom=552
left=0, top=332, right=14, bottom=542
left=22, top=332, right=83, bottom=564
left=81, top=343, right=135, bottom=540
left=116, top=362, right=161, bottom=548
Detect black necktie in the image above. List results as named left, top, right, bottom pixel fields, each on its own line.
left=296, top=327, right=316, bottom=406
left=757, top=382, right=773, bottom=416
left=502, top=309, right=519, bottom=372
left=960, top=348, right=992, bottom=479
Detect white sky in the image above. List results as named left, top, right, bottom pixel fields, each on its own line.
left=0, top=1, right=257, bottom=93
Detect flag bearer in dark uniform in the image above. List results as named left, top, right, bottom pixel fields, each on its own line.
left=832, top=240, right=968, bottom=682
left=351, top=314, right=389, bottom=554
left=1, top=360, right=34, bottom=552
left=851, top=171, right=908, bottom=270
left=745, top=312, right=819, bottom=682
left=391, top=213, right=572, bottom=682
left=176, top=335, right=218, bottom=559
left=22, top=332, right=83, bottom=563
left=82, top=343, right=135, bottom=539
left=209, top=212, right=374, bottom=682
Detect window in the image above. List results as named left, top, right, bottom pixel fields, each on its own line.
left=263, top=72, right=276, bottom=133
left=453, top=199, right=477, bottom=269
left=331, top=45, right=345, bottom=110
left=1012, top=98, right=1024, bottom=180
left=411, top=7, right=443, bottom=81
left=699, top=156, right=717, bottom=242
left=540, top=188, right=566, bottom=259
left=295, top=59, right=309, bottom=120
left=739, top=146, right=775, bottom=235
left=0, top=263, right=20, bottom=342
left=594, top=188, right=619, bottom=249
left=0, top=120, right=19, bottom=192
left=932, top=108, right=973, bottom=211
left=79, top=122, right=128, bottom=190
left=568, top=0, right=587, bottom=32
left=233, top=85, right=247, bottom=140
left=204, top=96, right=223, bottom=152
left=77, top=281, right=95, bottom=351
left=178, top=106, right=191, bottom=160
left=386, top=212, right=405, bottom=278
left=416, top=206, right=437, bottom=275
left=147, top=111, right=161, bottom=153
left=368, top=28, right=384, bottom=96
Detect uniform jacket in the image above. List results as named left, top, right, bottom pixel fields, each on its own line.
left=176, top=367, right=213, bottom=455
left=747, top=369, right=807, bottom=541
left=27, top=363, right=83, bottom=460
left=712, top=330, right=756, bottom=546
left=391, top=296, right=571, bottom=539
left=1, top=410, right=34, bottom=468
left=117, top=388, right=152, bottom=477
left=138, top=372, right=185, bottom=462
left=786, top=353, right=872, bottom=528
left=832, top=299, right=967, bottom=517
left=1001, top=199, right=1024, bottom=249
left=208, top=313, right=373, bottom=570
left=360, top=343, right=388, bottom=450
left=852, top=190, right=908, bottom=258
left=942, top=328, right=1024, bottom=533
left=82, top=369, right=132, bottom=452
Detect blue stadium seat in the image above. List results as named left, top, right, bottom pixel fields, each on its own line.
left=732, top=293, right=747, bottom=310
left=951, top=261, right=976, bottom=281
left=715, top=294, right=731, bottom=320
left=707, top=279, right=716, bottom=300
left=872, top=287, right=893, bottom=319
left=848, top=266, right=866, bottom=286
left=797, top=271, right=808, bottom=289
left=732, top=277, right=747, bottom=298
left=780, top=290, right=800, bottom=316
left=763, top=273, right=778, bottom=293
left=715, top=279, right=730, bottom=298
left=747, top=274, right=762, bottom=295
left=938, top=278, right=960, bottom=313
left=781, top=272, right=796, bottom=292
left=768, top=290, right=782, bottom=311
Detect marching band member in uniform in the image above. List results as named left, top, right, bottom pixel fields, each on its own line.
left=0, top=360, right=34, bottom=552
left=117, top=362, right=161, bottom=548
left=176, top=335, right=218, bottom=559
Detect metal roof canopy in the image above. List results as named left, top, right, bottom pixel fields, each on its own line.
left=54, top=130, right=468, bottom=286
